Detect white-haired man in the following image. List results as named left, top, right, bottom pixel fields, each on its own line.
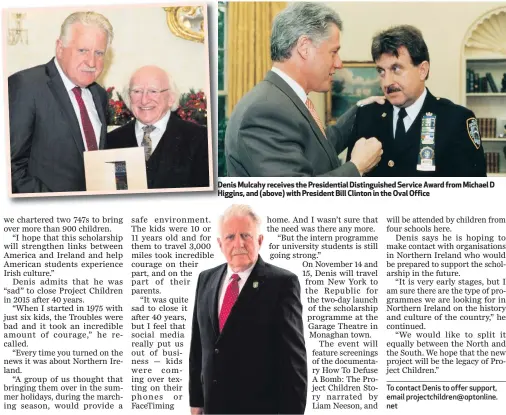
left=225, top=2, right=383, bottom=177
left=9, top=11, right=113, bottom=193
left=189, top=205, right=307, bottom=414
left=106, top=65, right=209, bottom=189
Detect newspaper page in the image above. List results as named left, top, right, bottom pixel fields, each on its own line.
left=2, top=180, right=506, bottom=415
left=2, top=0, right=506, bottom=415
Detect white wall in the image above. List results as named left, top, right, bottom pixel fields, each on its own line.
left=5, top=5, right=208, bottom=96
left=311, top=1, right=506, bottom=118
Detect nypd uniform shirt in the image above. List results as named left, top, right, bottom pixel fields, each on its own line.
left=347, top=89, right=486, bottom=177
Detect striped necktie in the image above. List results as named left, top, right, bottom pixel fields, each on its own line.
left=141, top=125, right=155, bottom=160
left=305, top=97, right=326, bottom=138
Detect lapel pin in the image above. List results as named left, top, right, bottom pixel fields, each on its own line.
left=253, top=281, right=259, bottom=289
left=382, top=113, right=387, bottom=118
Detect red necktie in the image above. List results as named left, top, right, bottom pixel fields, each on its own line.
left=219, top=274, right=240, bottom=332
left=72, top=86, right=98, bottom=151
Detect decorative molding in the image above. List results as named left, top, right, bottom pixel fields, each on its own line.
left=8, top=13, right=28, bottom=46
left=464, top=8, right=506, bottom=55
left=165, top=6, right=204, bottom=44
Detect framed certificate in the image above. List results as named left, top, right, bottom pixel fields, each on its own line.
left=84, top=147, right=147, bottom=191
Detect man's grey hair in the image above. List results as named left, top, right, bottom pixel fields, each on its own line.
left=271, top=2, right=342, bottom=62
left=123, top=67, right=181, bottom=112
left=218, top=205, right=262, bottom=234
left=60, top=11, right=114, bottom=48
left=166, top=73, right=181, bottom=111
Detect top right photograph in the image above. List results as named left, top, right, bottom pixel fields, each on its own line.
left=218, top=2, right=506, bottom=178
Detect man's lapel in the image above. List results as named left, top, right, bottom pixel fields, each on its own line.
left=149, top=113, right=177, bottom=160
left=45, top=58, right=85, bottom=154
left=209, top=264, right=227, bottom=338
left=216, top=256, right=267, bottom=340
left=265, top=71, right=339, bottom=169
left=124, top=121, right=137, bottom=147
left=230, top=257, right=267, bottom=314
left=89, top=84, right=107, bottom=149
left=376, top=102, right=394, bottom=146
left=367, top=103, right=395, bottom=170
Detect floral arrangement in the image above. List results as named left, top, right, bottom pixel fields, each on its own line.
left=106, top=87, right=134, bottom=126
left=177, top=89, right=207, bottom=126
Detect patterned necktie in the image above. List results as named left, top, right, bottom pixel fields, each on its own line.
left=395, top=108, right=408, bottom=140
left=141, top=125, right=156, bottom=160
left=219, top=274, right=240, bottom=332
left=71, top=86, right=98, bottom=151
left=305, top=97, right=326, bottom=138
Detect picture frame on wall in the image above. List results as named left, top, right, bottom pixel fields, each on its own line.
left=325, top=62, right=382, bottom=125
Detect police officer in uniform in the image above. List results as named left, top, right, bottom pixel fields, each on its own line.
left=347, top=25, right=486, bottom=177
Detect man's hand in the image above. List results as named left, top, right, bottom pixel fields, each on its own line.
left=190, top=407, right=204, bottom=414
left=350, top=137, right=383, bottom=175
left=357, top=96, right=386, bottom=107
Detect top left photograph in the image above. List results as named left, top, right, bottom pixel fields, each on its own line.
left=5, top=5, right=212, bottom=197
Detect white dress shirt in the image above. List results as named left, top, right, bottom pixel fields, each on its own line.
left=54, top=58, right=102, bottom=150
left=218, top=263, right=255, bottom=313
left=134, top=110, right=171, bottom=152
left=393, top=88, right=427, bottom=137
left=271, top=67, right=307, bottom=104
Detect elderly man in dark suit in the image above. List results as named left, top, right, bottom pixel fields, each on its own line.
left=9, top=11, right=112, bottom=193
left=106, top=66, right=209, bottom=189
left=225, top=2, right=383, bottom=177
left=189, top=205, right=307, bottom=414
left=347, top=25, right=486, bottom=176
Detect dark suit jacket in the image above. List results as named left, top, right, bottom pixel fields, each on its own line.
left=189, top=256, right=307, bottom=414
left=225, top=70, right=360, bottom=177
left=106, top=115, right=209, bottom=189
left=347, top=89, right=486, bottom=177
left=9, top=58, right=108, bottom=193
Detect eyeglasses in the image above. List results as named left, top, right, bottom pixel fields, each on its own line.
left=129, top=88, right=169, bottom=98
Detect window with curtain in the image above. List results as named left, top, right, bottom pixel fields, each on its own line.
left=218, top=2, right=227, bottom=176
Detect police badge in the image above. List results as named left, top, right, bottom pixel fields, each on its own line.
left=466, top=118, right=481, bottom=149
left=420, top=146, right=434, bottom=161
left=417, top=113, right=436, bottom=171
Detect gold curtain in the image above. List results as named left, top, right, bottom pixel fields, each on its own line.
left=227, top=2, right=287, bottom=114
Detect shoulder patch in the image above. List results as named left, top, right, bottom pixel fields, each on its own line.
left=466, top=118, right=481, bottom=149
